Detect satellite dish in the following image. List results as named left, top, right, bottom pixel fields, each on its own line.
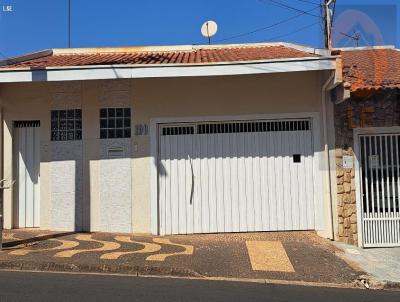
left=201, top=20, right=218, bottom=44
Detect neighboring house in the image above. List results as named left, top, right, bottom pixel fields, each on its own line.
left=0, top=42, right=339, bottom=238
left=333, top=46, right=400, bottom=248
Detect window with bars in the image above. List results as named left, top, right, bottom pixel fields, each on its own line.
left=197, top=120, right=310, bottom=134
left=100, top=108, right=131, bottom=139
left=161, top=120, right=311, bottom=136
left=51, top=109, right=82, bottom=141
left=15, top=121, right=40, bottom=128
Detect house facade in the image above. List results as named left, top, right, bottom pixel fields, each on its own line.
left=0, top=43, right=400, bottom=247
left=333, top=47, right=400, bottom=247
left=1, top=42, right=398, bottom=248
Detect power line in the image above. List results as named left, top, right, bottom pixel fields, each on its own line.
left=214, top=5, right=320, bottom=43
left=293, top=0, right=322, bottom=5
left=0, top=51, right=8, bottom=60
left=265, top=21, right=321, bottom=41
left=258, top=0, right=322, bottom=19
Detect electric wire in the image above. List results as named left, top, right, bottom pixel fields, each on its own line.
left=265, top=21, right=321, bottom=41
left=214, top=5, right=321, bottom=43
left=293, top=0, right=322, bottom=5
left=258, top=0, right=322, bottom=18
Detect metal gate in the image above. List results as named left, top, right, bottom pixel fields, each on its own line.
left=358, top=134, right=400, bottom=247
left=158, top=118, right=317, bottom=235
left=14, top=121, right=41, bottom=228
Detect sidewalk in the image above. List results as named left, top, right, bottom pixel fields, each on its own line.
left=334, top=241, right=400, bottom=288
left=1, top=230, right=363, bottom=286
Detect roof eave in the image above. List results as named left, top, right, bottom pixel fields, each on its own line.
left=333, top=45, right=396, bottom=52
left=0, top=55, right=333, bottom=72
left=0, top=56, right=336, bottom=83
left=350, top=85, right=400, bottom=94
left=0, top=49, right=53, bottom=67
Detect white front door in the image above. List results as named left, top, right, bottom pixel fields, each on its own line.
left=158, top=119, right=317, bottom=235
left=14, top=121, right=40, bottom=228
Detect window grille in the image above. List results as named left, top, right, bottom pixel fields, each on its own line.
left=100, top=108, right=131, bottom=139
left=51, top=109, right=82, bottom=141
left=161, top=126, right=195, bottom=136
left=160, top=120, right=311, bottom=136
left=197, top=120, right=310, bottom=134
left=15, top=121, right=40, bottom=128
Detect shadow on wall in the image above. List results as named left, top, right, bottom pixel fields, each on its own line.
left=333, top=89, right=400, bottom=245
left=157, top=120, right=315, bottom=161
left=43, top=141, right=85, bottom=232
left=32, top=69, right=48, bottom=82
left=335, top=90, right=400, bottom=151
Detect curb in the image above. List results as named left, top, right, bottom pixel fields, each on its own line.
left=383, top=281, right=400, bottom=291
left=0, top=260, right=369, bottom=290
left=354, top=274, right=400, bottom=291
left=0, top=260, right=202, bottom=278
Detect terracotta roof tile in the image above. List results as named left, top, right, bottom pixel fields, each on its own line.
left=339, top=48, right=400, bottom=92
left=0, top=45, right=319, bottom=69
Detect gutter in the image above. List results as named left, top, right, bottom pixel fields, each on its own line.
left=321, top=71, right=336, bottom=240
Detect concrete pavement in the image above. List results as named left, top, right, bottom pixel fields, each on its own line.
left=0, top=230, right=362, bottom=285
left=0, top=271, right=399, bottom=302
left=334, top=241, right=400, bottom=285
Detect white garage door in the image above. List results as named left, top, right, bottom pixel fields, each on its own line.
left=158, top=119, right=317, bottom=235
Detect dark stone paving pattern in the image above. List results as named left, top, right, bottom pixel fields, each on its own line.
left=0, top=231, right=361, bottom=284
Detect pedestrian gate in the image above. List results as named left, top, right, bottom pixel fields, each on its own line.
left=358, top=134, right=400, bottom=247
left=14, top=121, right=40, bottom=228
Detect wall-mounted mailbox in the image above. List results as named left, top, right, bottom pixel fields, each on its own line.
left=108, top=147, right=124, bottom=159
left=369, top=155, right=379, bottom=169
left=343, top=155, right=353, bottom=169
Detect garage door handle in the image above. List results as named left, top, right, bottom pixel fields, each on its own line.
left=188, top=155, right=194, bottom=205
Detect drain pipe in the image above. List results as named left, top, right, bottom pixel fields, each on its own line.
left=0, top=105, right=3, bottom=250
left=321, top=70, right=336, bottom=240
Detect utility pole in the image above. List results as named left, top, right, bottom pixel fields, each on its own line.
left=324, top=0, right=336, bottom=49
left=68, top=0, right=71, bottom=48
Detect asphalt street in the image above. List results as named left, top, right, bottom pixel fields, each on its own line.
left=0, top=271, right=398, bottom=302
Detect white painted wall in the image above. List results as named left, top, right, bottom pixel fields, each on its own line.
left=98, top=139, right=132, bottom=232
left=0, top=71, right=333, bottom=236
left=48, top=82, right=84, bottom=231
left=49, top=141, right=83, bottom=231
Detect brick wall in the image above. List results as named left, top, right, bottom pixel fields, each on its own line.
left=334, top=89, right=400, bottom=245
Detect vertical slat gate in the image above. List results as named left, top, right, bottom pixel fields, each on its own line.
left=359, top=134, right=400, bottom=247
left=158, top=119, right=316, bottom=235
left=15, top=121, right=40, bottom=228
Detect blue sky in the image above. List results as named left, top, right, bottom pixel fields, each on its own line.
left=0, top=0, right=398, bottom=58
